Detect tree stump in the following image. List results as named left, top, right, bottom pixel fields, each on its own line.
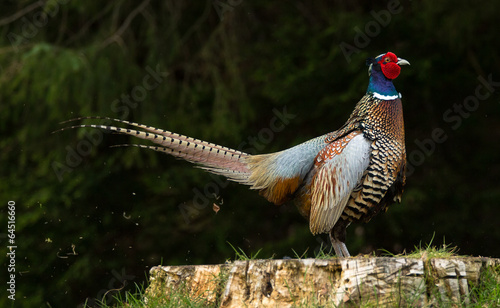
left=145, top=257, right=500, bottom=307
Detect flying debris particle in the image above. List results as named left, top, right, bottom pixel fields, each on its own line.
left=123, top=212, right=131, bottom=219
left=70, top=244, right=77, bottom=256
left=56, top=245, right=78, bottom=258
left=56, top=251, right=68, bottom=259
left=213, top=203, right=220, bottom=214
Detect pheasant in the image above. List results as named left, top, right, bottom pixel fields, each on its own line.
left=60, top=52, right=409, bottom=257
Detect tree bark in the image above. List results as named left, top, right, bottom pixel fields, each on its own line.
left=145, top=257, right=500, bottom=307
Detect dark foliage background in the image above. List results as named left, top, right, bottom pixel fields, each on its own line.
left=1, top=0, right=499, bottom=306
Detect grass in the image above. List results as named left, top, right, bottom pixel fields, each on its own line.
left=469, top=264, right=500, bottom=307
left=86, top=241, right=500, bottom=308
left=227, top=241, right=264, bottom=261
left=85, top=282, right=216, bottom=308
left=86, top=271, right=226, bottom=308
left=380, top=234, right=459, bottom=259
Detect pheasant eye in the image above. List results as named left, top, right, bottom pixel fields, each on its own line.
left=384, top=57, right=391, bottom=63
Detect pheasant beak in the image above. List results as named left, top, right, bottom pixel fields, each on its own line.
left=397, top=58, right=410, bottom=66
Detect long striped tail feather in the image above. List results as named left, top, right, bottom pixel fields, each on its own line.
left=57, top=117, right=252, bottom=182
left=111, top=143, right=252, bottom=183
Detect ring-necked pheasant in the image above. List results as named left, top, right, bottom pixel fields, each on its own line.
left=60, top=52, right=409, bottom=257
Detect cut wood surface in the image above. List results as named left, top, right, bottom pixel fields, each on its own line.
left=145, top=257, right=500, bottom=307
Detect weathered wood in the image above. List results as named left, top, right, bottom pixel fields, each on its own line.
left=145, top=257, right=500, bottom=307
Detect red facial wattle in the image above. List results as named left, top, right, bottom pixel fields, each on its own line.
left=378, top=52, right=401, bottom=80
left=382, top=63, right=401, bottom=79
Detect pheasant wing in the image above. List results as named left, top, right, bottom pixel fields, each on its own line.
left=309, top=131, right=371, bottom=234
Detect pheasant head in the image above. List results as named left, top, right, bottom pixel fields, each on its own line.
left=366, top=52, right=410, bottom=99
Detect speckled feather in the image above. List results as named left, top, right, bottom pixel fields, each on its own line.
left=336, top=94, right=406, bottom=225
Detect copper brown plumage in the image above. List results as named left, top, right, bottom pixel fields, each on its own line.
left=58, top=51, right=409, bottom=257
